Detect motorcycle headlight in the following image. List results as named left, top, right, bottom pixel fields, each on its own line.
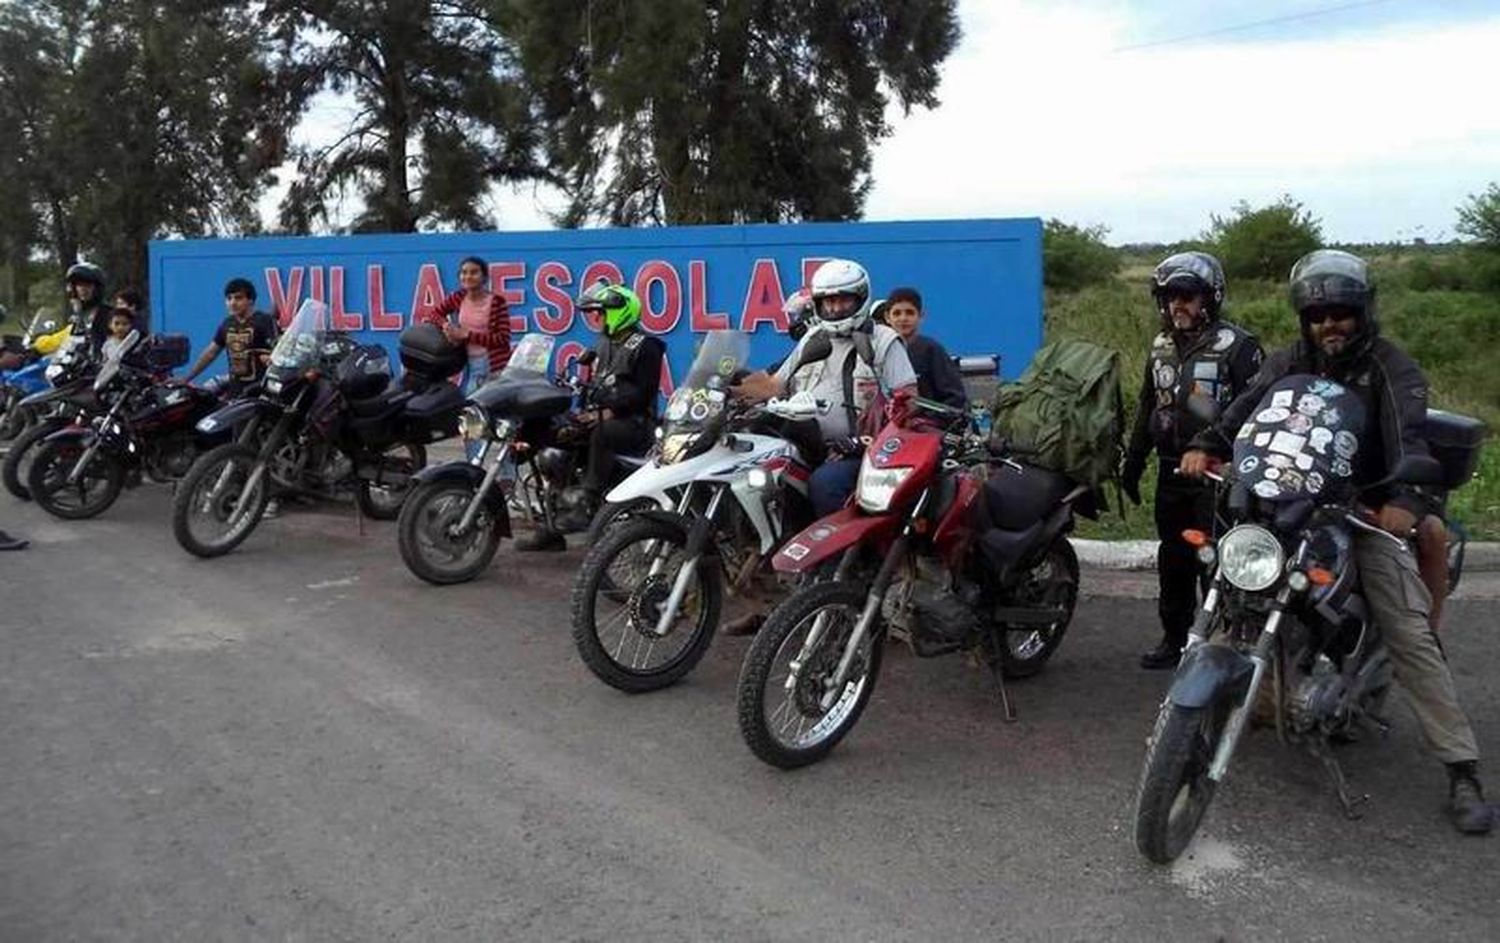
left=1218, top=524, right=1285, bottom=592
left=458, top=405, right=489, bottom=441
left=856, top=453, right=912, bottom=513
left=660, top=432, right=697, bottom=466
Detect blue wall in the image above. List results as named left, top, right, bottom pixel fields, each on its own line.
left=149, top=218, right=1041, bottom=386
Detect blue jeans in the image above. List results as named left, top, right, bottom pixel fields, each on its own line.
left=463, top=354, right=490, bottom=461
left=809, top=457, right=861, bottom=518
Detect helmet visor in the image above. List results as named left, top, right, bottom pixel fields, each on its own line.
left=1153, top=253, right=1219, bottom=290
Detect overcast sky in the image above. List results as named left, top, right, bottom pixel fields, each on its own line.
left=280, top=0, right=1500, bottom=245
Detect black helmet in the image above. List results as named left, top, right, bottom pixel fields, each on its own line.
left=65, top=261, right=106, bottom=289
left=1151, top=252, right=1225, bottom=320
left=1289, top=249, right=1376, bottom=362
left=223, top=277, right=257, bottom=301
left=534, top=446, right=573, bottom=482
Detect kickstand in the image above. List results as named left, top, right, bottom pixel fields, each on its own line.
left=984, top=632, right=1018, bottom=723
left=1315, top=744, right=1369, bottom=819
left=354, top=490, right=366, bottom=536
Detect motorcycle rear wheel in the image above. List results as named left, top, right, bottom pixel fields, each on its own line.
left=996, top=537, right=1079, bottom=679
left=172, top=443, right=270, bottom=558
left=1133, top=701, right=1227, bottom=864
left=26, top=438, right=125, bottom=520
left=2, top=416, right=67, bottom=501
left=355, top=442, right=428, bottom=521
left=396, top=478, right=502, bottom=585
left=570, top=515, right=723, bottom=693
left=737, top=580, right=883, bottom=769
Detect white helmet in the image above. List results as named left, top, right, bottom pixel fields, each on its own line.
left=809, top=258, right=871, bottom=336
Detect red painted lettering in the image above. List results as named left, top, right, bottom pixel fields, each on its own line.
left=264, top=267, right=304, bottom=327
left=532, top=262, right=574, bottom=335
left=491, top=261, right=527, bottom=333
left=634, top=260, right=682, bottom=334
left=410, top=264, right=447, bottom=322
left=688, top=260, right=729, bottom=332
left=739, top=259, right=788, bottom=332
left=368, top=265, right=402, bottom=330
left=579, top=261, right=625, bottom=332
left=801, top=256, right=831, bottom=289
left=330, top=266, right=363, bottom=331
left=310, top=266, right=326, bottom=307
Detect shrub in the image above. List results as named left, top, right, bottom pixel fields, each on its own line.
left=1043, top=219, right=1120, bottom=291
left=1205, top=196, right=1323, bottom=281
left=1456, top=182, right=1500, bottom=247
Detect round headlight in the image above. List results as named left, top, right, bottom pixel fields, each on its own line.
left=458, top=405, right=489, bottom=440
left=1218, top=524, right=1285, bottom=592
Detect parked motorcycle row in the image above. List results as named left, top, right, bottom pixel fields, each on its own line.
left=2, top=300, right=1486, bottom=866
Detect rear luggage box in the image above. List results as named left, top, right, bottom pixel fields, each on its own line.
left=140, top=333, right=191, bottom=372
left=1423, top=409, right=1486, bottom=491
left=399, top=323, right=466, bottom=382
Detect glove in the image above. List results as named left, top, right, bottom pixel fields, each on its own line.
left=1121, top=456, right=1144, bottom=506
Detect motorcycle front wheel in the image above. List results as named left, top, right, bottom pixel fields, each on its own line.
left=0, top=390, right=29, bottom=443
left=736, top=580, right=884, bottom=769
left=26, top=438, right=125, bottom=520
left=396, top=478, right=503, bottom=585
left=172, top=443, right=271, bottom=558
left=1133, top=701, right=1228, bottom=864
left=570, top=515, right=723, bottom=693
left=2, top=416, right=67, bottom=501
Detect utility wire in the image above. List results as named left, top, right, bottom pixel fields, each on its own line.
left=1111, top=0, right=1400, bottom=53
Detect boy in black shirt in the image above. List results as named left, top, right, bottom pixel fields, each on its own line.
left=184, top=278, right=279, bottom=392
left=883, top=287, right=967, bottom=409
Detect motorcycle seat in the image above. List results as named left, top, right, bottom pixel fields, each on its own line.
left=982, top=462, right=1075, bottom=532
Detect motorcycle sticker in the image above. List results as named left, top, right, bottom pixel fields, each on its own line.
left=1309, top=428, right=1334, bottom=454
left=1320, top=407, right=1340, bottom=427
left=1256, top=407, right=1290, bottom=424
left=808, top=526, right=836, bottom=542
left=881, top=437, right=902, bottom=453
left=1296, top=393, right=1325, bottom=416
left=1309, top=379, right=1342, bottom=397
left=1332, top=459, right=1353, bottom=478
left=1255, top=432, right=1273, bottom=447
left=1266, top=454, right=1293, bottom=469
left=1285, top=413, right=1313, bottom=435
left=708, top=390, right=726, bottom=403
left=1264, top=466, right=1282, bottom=481
left=717, top=356, right=738, bottom=376
left=1306, top=471, right=1325, bottom=494
left=689, top=402, right=710, bottom=421
left=665, top=398, right=689, bottom=421
left=1238, top=456, right=1259, bottom=474
left=1237, top=422, right=1256, bottom=440
left=1333, top=430, right=1358, bottom=459
left=1279, top=469, right=1305, bottom=492
left=1271, top=389, right=1295, bottom=408
left=1154, top=363, right=1177, bottom=390
left=783, top=542, right=811, bottom=561
left=1295, top=452, right=1315, bottom=470
left=1269, top=431, right=1307, bottom=456
left=1254, top=480, right=1281, bottom=498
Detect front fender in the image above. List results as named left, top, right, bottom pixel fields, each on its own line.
left=412, top=461, right=512, bottom=537
left=195, top=398, right=269, bottom=436
left=1167, top=643, right=1255, bottom=709
left=772, top=506, right=903, bottom=574
left=42, top=425, right=97, bottom=448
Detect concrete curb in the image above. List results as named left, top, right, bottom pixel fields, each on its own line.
left=1072, top=537, right=1500, bottom=573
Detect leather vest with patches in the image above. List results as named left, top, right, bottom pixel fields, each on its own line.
left=593, top=328, right=650, bottom=413
left=1147, top=323, right=1255, bottom=457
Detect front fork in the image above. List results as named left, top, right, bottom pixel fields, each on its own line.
left=651, top=485, right=724, bottom=636
left=1194, top=579, right=1292, bottom=784
left=66, top=401, right=122, bottom=485
left=455, top=437, right=509, bottom=534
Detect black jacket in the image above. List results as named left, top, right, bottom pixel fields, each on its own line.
left=591, top=328, right=665, bottom=421
left=903, top=334, right=968, bottom=410
left=1190, top=334, right=1431, bottom=516
left=1127, top=320, right=1262, bottom=468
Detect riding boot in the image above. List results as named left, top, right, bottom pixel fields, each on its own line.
left=1139, top=637, right=1184, bottom=670
left=514, top=528, right=566, bottom=552
left=1447, top=762, right=1496, bottom=835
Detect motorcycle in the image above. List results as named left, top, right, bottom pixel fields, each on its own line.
left=567, top=329, right=834, bottom=692
left=171, top=299, right=461, bottom=558
left=735, top=397, right=1095, bottom=769
left=396, top=333, right=649, bottom=585
left=1131, top=373, right=1475, bottom=864
left=1, top=313, right=73, bottom=442
left=1, top=326, right=100, bottom=501
left=27, top=331, right=220, bottom=519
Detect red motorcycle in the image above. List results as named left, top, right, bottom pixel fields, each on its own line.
left=735, top=398, right=1097, bottom=769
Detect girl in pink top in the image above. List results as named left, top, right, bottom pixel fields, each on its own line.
left=419, top=256, right=512, bottom=388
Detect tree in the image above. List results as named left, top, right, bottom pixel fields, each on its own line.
left=1204, top=196, right=1322, bottom=281
left=1042, top=219, right=1119, bottom=291
left=264, top=0, right=551, bottom=233
left=497, top=0, right=961, bottom=226
left=0, top=1, right=303, bottom=291
left=1456, top=182, right=1500, bottom=248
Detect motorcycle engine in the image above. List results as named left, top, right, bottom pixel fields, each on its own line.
left=152, top=436, right=198, bottom=481
left=1286, top=654, right=1350, bottom=735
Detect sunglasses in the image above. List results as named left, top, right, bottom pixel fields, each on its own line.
left=1303, top=308, right=1357, bottom=325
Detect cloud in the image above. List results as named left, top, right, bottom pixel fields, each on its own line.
left=865, top=1, right=1500, bottom=242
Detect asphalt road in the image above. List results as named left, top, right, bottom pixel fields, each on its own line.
left=2, top=487, right=1498, bottom=942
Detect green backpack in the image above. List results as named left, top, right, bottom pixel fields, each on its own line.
left=990, top=339, right=1125, bottom=491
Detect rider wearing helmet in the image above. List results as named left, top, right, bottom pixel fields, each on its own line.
left=183, top=277, right=279, bottom=392
left=537, top=281, right=665, bottom=548
left=733, top=258, right=918, bottom=517
left=64, top=262, right=111, bottom=356
left=1125, top=251, right=1263, bottom=670
left=1180, top=249, right=1493, bottom=836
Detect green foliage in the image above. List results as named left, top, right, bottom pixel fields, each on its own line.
left=265, top=1, right=550, bottom=234
left=1042, top=219, right=1120, bottom=291
left=1396, top=247, right=1500, bottom=295
left=1205, top=196, right=1323, bottom=281
left=1456, top=182, right=1500, bottom=247
left=497, top=0, right=961, bottom=226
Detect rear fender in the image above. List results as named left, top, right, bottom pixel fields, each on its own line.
left=772, top=506, right=902, bottom=574
left=1168, top=644, right=1255, bottom=709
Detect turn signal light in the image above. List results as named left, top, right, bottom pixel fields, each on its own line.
left=1306, top=567, right=1336, bottom=586
left=1181, top=529, right=1208, bottom=547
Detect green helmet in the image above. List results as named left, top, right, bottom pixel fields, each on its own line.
left=578, top=280, right=641, bottom=335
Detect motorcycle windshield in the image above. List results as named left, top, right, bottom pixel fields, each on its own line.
left=1230, top=374, right=1367, bottom=503
left=93, top=329, right=141, bottom=393
left=269, top=299, right=329, bottom=371
left=493, top=333, right=555, bottom=382
left=660, top=331, right=749, bottom=438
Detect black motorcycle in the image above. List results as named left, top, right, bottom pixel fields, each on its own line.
left=1133, top=373, right=1483, bottom=863
left=1, top=323, right=100, bottom=501
left=171, top=300, right=464, bottom=558
left=27, top=331, right=220, bottom=519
